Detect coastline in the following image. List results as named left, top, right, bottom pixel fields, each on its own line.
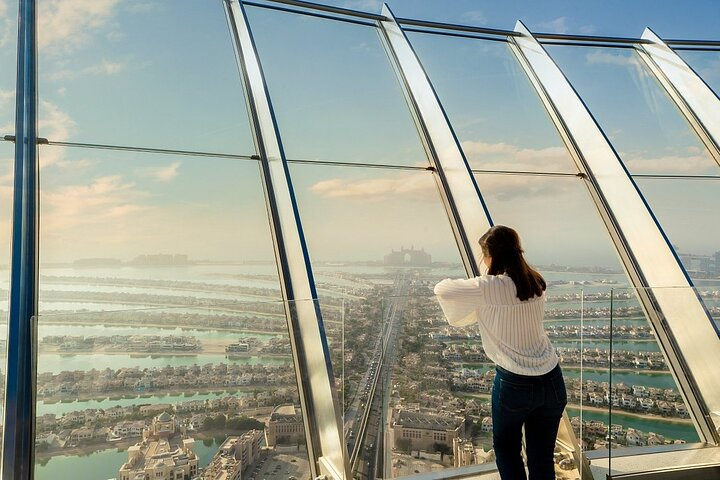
left=457, top=393, right=692, bottom=425
left=39, top=320, right=284, bottom=336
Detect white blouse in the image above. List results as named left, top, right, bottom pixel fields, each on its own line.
left=434, top=274, right=558, bottom=376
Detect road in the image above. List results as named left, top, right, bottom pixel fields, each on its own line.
left=348, top=271, right=410, bottom=479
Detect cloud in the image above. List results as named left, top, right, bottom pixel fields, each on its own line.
left=621, top=152, right=716, bottom=174
left=39, top=100, right=76, bottom=141
left=38, top=0, right=120, bottom=53
left=586, top=50, right=639, bottom=67
left=42, top=174, right=148, bottom=234
left=536, top=16, right=569, bottom=34
left=49, top=58, right=125, bottom=81
left=309, top=174, right=435, bottom=201
left=0, top=0, right=13, bottom=49
left=460, top=141, right=573, bottom=172
left=137, top=162, right=181, bottom=182
left=124, top=1, right=161, bottom=14
left=338, top=0, right=381, bottom=11
left=462, top=10, right=488, bottom=24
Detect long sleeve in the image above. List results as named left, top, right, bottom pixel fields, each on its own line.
left=433, top=277, right=483, bottom=327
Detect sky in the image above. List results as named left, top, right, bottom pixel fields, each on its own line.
left=0, top=0, right=718, bottom=267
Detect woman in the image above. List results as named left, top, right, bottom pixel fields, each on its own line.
left=434, top=225, right=566, bottom=480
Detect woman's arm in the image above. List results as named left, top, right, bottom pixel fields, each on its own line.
left=434, top=277, right=483, bottom=327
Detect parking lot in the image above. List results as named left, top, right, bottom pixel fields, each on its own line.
left=247, top=449, right=310, bottom=480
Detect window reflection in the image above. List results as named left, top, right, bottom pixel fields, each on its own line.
left=288, top=163, right=468, bottom=476
left=634, top=177, right=720, bottom=326
left=547, top=45, right=718, bottom=175
left=678, top=49, right=720, bottom=97
left=34, top=146, right=310, bottom=480
left=246, top=6, right=428, bottom=167
left=0, top=0, right=18, bottom=134
left=407, top=31, right=578, bottom=174
left=37, top=0, right=254, bottom=153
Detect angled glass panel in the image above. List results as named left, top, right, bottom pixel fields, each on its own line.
left=0, top=0, right=17, bottom=462
left=37, top=0, right=254, bottom=154
left=245, top=6, right=428, bottom=167
left=407, top=32, right=578, bottom=174
left=288, top=163, right=465, bottom=476
left=634, top=177, right=720, bottom=327
left=472, top=174, right=701, bottom=452
left=677, top=49, right=720, bottom=97
left=34, top=145, right=310, bottom=479
left=610, top=287, right=705, bottom=468
left=0, top=142, right=13, bottom=460
left=0, top=0, right=17, bottom=135
left=547, top=46, right=718, bottom=175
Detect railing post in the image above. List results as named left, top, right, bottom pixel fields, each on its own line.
left=2, top=0, right=39, bottom=478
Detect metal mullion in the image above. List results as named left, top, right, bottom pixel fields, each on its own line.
left=638, top=28, right=720, bottom=166
left=377, top=4, right=492, bottom=278
left=242, top=0, right=377, bottom=27
left=511, top=20, right=720, bottom=444
left=242, top=0, right=384, bottom=21
left=2, top=0, right=39, bottom=477
left=223, top=1, right=348, bottom=479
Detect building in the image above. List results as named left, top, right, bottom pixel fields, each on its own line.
left=392, top=410, right=465, bottom=452
left=201, top=430, right=264, bottom=480
left=384, top=247, right=432, bottom=267
left=453, top=437, right=476, bottom=467
left=118, top=413, right=198, bottom=480
left=266, top=404, right=304, bottom=447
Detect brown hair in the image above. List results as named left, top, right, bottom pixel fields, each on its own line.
left=479, top=225, right=546, bottom=301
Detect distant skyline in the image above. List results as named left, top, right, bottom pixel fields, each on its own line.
left=0, top=0, right=718, bottom=267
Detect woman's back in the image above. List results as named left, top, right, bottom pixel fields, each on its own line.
left=434, top=273, right=557, bottom=376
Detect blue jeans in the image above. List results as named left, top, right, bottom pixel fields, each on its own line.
left=492, top=363, right=567, bottom=480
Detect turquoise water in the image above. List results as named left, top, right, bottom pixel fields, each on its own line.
left=36, top=390, right=251, bottom=416
left=37, top=352, right=290, bottom=374
left=34, top=437, right=230, bottom=480
left=566, top=407, right=698, bottom=443
left=553, top=340, right=660, bottom=352
left=37, top=324, right=280, bottom=342
left=562, top=368, right=677, bottom=390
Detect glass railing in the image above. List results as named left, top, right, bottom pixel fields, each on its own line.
left=600, top=286, right=712, bottom=478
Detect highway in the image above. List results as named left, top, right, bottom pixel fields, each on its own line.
left=346, top=271, right=410, bottom=479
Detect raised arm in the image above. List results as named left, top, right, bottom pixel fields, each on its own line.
left=434, top=277, right=483, bottom=327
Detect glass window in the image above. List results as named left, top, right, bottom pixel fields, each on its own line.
left=1, top=0, right=17, bottom=134
left=246, top=7, right=428, bottom=167
left=288, top=163, right=465, bottom=475
left=34, top=145, right=310, bottom=479
left=38, top=0, right=254, bottom=154
left=474, top=174, right=701, bottom=450
left=0, top=0, right=18, bottom=462
left=407, top=32, right=578, bottom=174
left=546, top=45, right=718, bottom=175
left=678, top=49, right=720, bottom=97
left=547, top=45, right=720, bottom=331
left=0, top=141, right=13, bottom=460
left=634, top=177, right=720, bottom=327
